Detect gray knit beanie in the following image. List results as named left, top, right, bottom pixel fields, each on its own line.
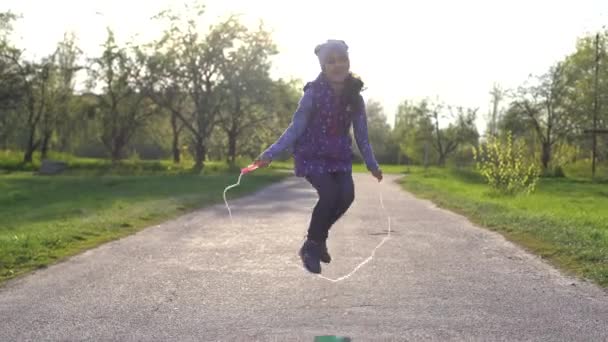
left=314, top=40, right=349, bottom=67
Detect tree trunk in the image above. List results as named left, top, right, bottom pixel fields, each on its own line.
left=172, top=135, right=181, bottom=164
left=438, top=152, right=446, bottom=167
left=58, top=135, right=69, bottom=153
left=23, top=127, right=38, bottom=163
left=541, top=142, right=551, bottom=170
left=227, top=131, right=237, bottom=166
left=57, top=125, right=71, bottom=153
left=171, top=112, right=181, bottom=164
left=111, top=144, right=122, bottom=163
left=110, top=135, right=126, bottom=163
left=433, top=111, right=444, bottom=166
left=23, top=146, right=36, bottom=164
left=193, top=137, right=206, bottom=172
left=40, top=131, right=52, bottom=159
left=423, top=140, right=429, bottom=169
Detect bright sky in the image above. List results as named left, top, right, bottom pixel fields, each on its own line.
left=2, top=0, right=607, bottom=132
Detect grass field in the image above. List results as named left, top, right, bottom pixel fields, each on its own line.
left=401, top=166, right=608, bottom=288
left=0, top=162, right=287, bottom=284
left=0, top=149, right=236, bottom=175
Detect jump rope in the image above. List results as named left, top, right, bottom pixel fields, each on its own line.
left=223, top=164, right=392, bottom=283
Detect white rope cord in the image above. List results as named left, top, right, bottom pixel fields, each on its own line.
left=223, top=173, right=391, bottom=283
left=312, top=190, right=390, bottom=283
left=222, top=172, right=244, bottom=225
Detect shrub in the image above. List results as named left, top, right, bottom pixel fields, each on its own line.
left=473, top=132, right=540, bottom=195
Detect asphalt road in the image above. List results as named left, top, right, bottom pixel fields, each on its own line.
left=1, top=174, right=607, bottom=341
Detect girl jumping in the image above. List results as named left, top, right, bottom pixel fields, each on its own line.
left=254, top=39, right=383, bottom=274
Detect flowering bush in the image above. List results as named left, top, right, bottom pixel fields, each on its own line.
left=473, top=132, right=540, bottom=195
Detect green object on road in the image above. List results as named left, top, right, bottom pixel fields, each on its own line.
left=314, top=336, right=351, bottom=342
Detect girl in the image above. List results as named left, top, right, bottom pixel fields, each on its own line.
left=254, top=40, right=382, bottom=274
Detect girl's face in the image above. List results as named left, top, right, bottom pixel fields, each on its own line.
left=323, top=50, right=350, bottom=83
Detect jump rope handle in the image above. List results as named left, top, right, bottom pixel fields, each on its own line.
left=241, top=163, right=260, bottom=175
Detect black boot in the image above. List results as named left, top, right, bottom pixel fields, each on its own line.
left=299, top=239, right=321, bottom=274
left=320, top=241, right=331, bottom=264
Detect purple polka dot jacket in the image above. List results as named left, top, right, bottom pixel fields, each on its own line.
left=260, top=72, right=379, bottom=177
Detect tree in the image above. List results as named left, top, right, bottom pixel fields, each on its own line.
left=393, top=100, right=435, bottom=165
left=88, top=30, right=157, bottom=161
left=4, top=52, right=56, bottom=163
left=239, top=78, right=300, bottom=160
left=45, top=32, right=82, bottom=156
left=563, top=32, right=608, bottom=130
left=1, top=18, right=82, bottom=162
left=511, top=63, right=573, bottom=170
left=429, top=102, right=479, bottom=166
left=0, top=11, right=24, bottom=148
left=0, top=12, right=16, bottom=38
left=486, top=83, right=506, bottom=138
left=562, top=31, right=608, bottom=167
left=138, top=48, right=189, bottom=163
left=154, top=4, right=245, bottom=171
left=362, top=99, right=396, bottom=163
left=219, top=23, right=277, bottom=165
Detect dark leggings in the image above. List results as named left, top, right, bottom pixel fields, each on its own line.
left=305, top=171, right=355, bottom=242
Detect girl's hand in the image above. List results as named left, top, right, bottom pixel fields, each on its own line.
left=372, top=168, right=383, bottom=182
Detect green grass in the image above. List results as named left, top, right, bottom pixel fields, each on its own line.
left=0, top=167, right=287, bottom=284
left=401, top=166, right=608, bottom=288
left=0, top=149, right=240, bottom=175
